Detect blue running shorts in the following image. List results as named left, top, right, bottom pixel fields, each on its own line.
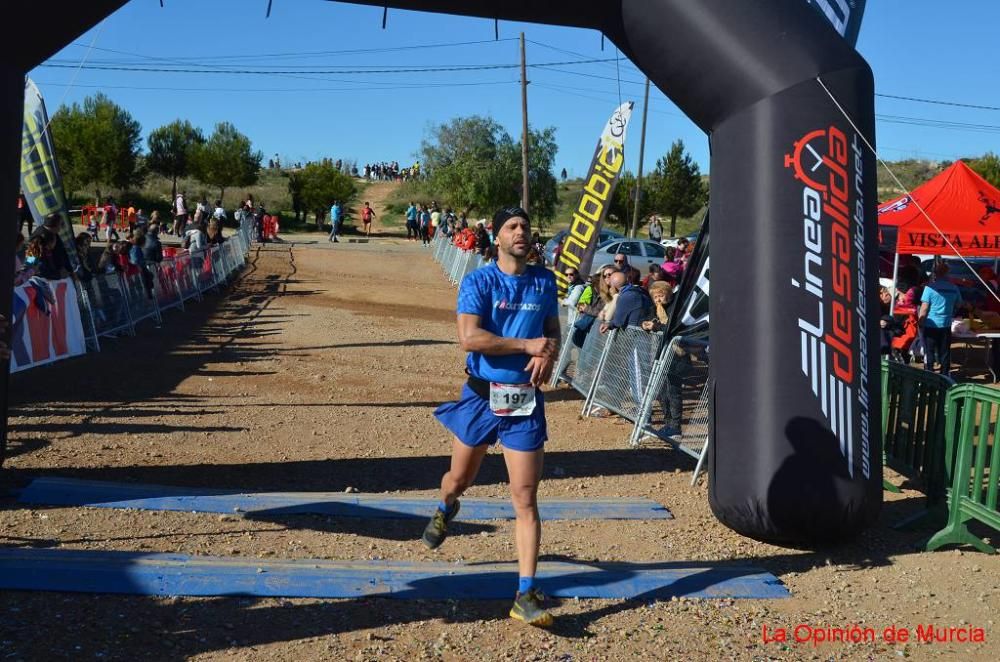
left=434, top=384, right=547, bottom=452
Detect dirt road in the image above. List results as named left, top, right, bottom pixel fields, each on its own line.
left=1, top=239, right=997, bottom=661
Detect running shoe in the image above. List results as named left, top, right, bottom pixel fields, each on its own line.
left=509, top=588, right=553, bottom=627
left=421, top=500, right=460, bottom=549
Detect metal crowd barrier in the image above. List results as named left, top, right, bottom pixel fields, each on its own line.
left=550, top=322, right=711, bottom=471
left=431, top=231, right=487, bottom=287
left=61, top=223, right=255, bottom=350
left=80, top=272, right=133, bottom=338
left=173, top=252, right=201, bottom=303
left=153, top=261, right=184, bottom=314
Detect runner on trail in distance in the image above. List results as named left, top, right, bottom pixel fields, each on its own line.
left=422, top=206, right=561, bottom=628
left=361, top=201, right=375, bottom=237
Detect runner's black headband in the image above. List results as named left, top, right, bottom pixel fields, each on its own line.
left=492, top=207, right=531, bottom=233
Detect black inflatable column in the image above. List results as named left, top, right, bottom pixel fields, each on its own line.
left=708, top=70, right=882, bottom=543
left=617, top=0, right=882, bottom=543
left=0, top=67, right=24, bottom=464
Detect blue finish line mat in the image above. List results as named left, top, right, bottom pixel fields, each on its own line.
left=16, top=477, right=672, bottom=520
left=0, top=549, right=788, bottom=600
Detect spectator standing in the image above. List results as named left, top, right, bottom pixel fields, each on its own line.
left=74, top=233, right=95, bottom=283
left=601, top=271, right=652, bottom=333
left=17, top=192, right=33, bottom=235
left=430, top=206, right=441, bottom=237
left=561, top=268, right=586, bottom=308
left=418, top=204, right=432, bottom=247
left=212, top=200, right=227, bottom=224
left=648, top=215, right=663, bottom=242
left=14, top=233, right=34, bottom=286
left=207, top=220, right=226, bottom=245
left=126, top=202, right=137, bottom=236
left=329, top=200, right=343, bottom=243
left=143, top=224, right=163, bottom=265
left=253, top=204, right=265, bottom=243
left=184, top=221, right=208, bottom=252
left=98, top=240, right=125, bottom=274
left=129, top=229, right=154, bottom=299
left=30, top=213, right=73, bottom=280
left=172, top=191, right=188, bottom=236
left=475, top=224, right=491, bottom=257
left=919, top=262, right=963, bottom=376
left=405, top=201, right=418, bottom=241
left=661, top=246, right=684, bottom=280
left=103, top=197, right=120, bottom=242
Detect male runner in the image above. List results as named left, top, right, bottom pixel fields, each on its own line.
left=422, top=206, right=560, bottom=627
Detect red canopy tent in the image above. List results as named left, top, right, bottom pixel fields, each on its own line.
left=878, top=160, right=1000, bottom=256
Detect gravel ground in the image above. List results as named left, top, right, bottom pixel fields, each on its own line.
left=1, top=238, right=997, bottom=661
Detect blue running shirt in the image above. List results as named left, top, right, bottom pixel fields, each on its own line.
left=457, top=262, right=559, bottom=384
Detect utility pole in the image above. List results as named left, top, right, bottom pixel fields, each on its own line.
left=520, top=32, right=530, bottom=211
left=630, top=77, right=650, bottom=239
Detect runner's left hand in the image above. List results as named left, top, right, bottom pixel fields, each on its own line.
left=525, top=355, right=554, bottom=386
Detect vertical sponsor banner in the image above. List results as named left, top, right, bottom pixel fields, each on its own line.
left=9, top=277, right=87, bottom=373
left=553, top=102, right=634, bottom=296
left=21, top=78, right=79, bottom=271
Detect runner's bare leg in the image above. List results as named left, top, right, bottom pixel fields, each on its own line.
left=502, top=446, right=544, bottom=579
left=439, top=437, right=489, bottom=506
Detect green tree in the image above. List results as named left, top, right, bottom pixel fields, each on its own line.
left=969, top=152, right=1000, bottom=189
left=287, top=170, right=305, bottom=223
left=146, top=119, right=205, bottom=201
left=50, top=92, right=143, bottom=202
left=650, top=139, right=707, bottom=236
left=608, top=170, right=654, bottom=232
left=296, top=161, right=357, bottom=229
left=191, top=121, right=262, bottom=203
left=420, top=115, right=558, bottom=223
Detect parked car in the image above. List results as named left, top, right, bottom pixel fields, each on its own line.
left=660, top=232, right=700, bottom=248
left=592, top=238, right=669, bottom=271
left=544, top=227, right=625, bottom=266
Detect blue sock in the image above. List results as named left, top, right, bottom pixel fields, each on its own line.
left=437, top=501, right=451, bottom=514
left=518, top=576, right=534, bottom=594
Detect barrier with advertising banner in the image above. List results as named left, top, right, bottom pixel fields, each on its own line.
left=9, top=277, right=87, bottom=373
left=9, top=217, right=256, bottom=375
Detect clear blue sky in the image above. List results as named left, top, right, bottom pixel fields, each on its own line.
left=29, top=0, right=1000, bottom=179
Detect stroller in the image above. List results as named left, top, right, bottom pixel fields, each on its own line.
left=889, top=312, right=920, bottom=364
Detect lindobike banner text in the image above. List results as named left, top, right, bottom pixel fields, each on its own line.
left=21, top=78, right=79, bottom=271
left=553, top=101, right=633, bottom=296
left=9, top=277, right=87, bottom=373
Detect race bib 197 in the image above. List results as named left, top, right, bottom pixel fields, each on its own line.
left=489, top=382, right=536, bottom=417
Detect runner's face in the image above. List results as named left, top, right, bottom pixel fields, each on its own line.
left=497, top=216, right=530, bottom=258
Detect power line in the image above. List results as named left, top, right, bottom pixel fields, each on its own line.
left=876, top=113, right=1000, bottom=134
left=68, top=37, right=519, bottom=62
left=33, top=79, right=519, bottom=93
left=876, top=92, right=1000, bottom=112
left=38, top=57, right=616, bottom=76
left=527, top=37, right=1000, bottom=115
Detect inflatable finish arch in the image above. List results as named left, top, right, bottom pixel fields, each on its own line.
left=1, top=0, right=881, bottom=545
